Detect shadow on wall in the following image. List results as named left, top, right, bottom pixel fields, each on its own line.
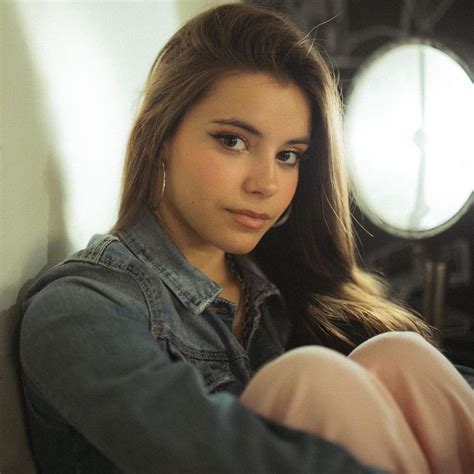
left=1, top=3, right=70, bottom=472
left=1, top=1, right=233, bottom=471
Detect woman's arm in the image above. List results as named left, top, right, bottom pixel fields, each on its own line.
left=20, top=267, right=387, bottom=474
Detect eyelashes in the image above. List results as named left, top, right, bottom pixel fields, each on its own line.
left=277, top=150, right=303, bottom=166
left=215, top=133, right=246, bottom=151
left=210, top=132, right=303, bottom=167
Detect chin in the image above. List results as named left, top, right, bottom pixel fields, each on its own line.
left=219, top=234, right=264, bottom=255
left=226, top=246, right=256, bottom=256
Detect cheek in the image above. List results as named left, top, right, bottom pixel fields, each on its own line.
left=282, top=172, right=299, bottom=202
left=196, top=162, right=230, bottom=187
left=173, top=152, right=235, bottom=202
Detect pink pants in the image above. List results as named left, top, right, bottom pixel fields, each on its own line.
left=239, top=332, right=474, bottom=473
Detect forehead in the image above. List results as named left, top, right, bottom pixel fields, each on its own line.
left=187, top=72, right=312, bottom=136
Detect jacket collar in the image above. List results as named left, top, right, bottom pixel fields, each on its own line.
left=117, top=207, right=279, bottom=315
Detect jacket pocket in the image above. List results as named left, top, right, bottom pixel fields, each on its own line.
left=193, top=359, right=236, bottom=394
left=164, top=338, right=237, bottom=394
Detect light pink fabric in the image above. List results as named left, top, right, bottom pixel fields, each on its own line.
left=239, top=332, right=474, bottom=473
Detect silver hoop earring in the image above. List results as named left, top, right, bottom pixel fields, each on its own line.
left=160, top=160, right=166, bottom=202
left=272, top=204, right=292, bottom=228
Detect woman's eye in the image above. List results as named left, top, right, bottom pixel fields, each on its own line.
left=277, top=150, right=301, bottom=166
left=216, top=134, right=246, bottom=151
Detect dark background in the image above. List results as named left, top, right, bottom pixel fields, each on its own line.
left=249, top=0, right=473, bottom=366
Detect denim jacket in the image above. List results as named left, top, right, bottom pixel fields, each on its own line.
left=20, top=207, right=388, bottom=473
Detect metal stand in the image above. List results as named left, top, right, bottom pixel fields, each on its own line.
left=423, top=260, right=447, bottom=332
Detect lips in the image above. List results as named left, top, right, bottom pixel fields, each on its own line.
left=230, top=209, right=270, bottom=220
left=227, top=209, right=270, bottom=230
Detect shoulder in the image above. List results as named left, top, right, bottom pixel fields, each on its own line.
left=21, top=234, right=158, bottom=333
left=19, top=234, right=166, bottom=385
left=24, top=233, right=156, bottom=298
left=63, top=233, right=141, bottom=275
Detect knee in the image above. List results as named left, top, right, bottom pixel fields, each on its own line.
left=242, top=345, right=369, bottom=402
left=240, top=345, right=384, bottom=427
left=349, top=331, right=437, bottom=374
left=253, top=345, right=348, bottom=384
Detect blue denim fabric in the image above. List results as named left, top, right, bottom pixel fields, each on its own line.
left=20, top=207, right=389, bottom=473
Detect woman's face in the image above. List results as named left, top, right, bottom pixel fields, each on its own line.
left=158, top=72, right=311, bottom=257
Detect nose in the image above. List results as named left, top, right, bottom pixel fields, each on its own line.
left=242, top=154, right=279, bottom=198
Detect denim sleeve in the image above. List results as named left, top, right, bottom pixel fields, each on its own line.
left=455, top=364, right=474, bottom=389
left=20, top=267, right=388, bottom=474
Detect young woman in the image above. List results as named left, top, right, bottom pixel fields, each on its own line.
left=20, top=3, right=473, bottom=473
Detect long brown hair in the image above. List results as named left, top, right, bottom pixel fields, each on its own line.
left=111, top=2, right=439, bottom=352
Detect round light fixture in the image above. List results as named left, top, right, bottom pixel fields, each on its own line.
left=344, top=38, right=473, bottom=239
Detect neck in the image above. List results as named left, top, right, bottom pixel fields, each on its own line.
left=155, top=207, right=232, bottom=288
left=188, top=249, right=228, bottom=286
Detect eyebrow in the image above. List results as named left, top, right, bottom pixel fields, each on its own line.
left=210, top=118, right=311, bottom=146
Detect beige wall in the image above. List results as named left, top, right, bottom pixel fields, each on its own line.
left=0, top=1, right=235, bottom=471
